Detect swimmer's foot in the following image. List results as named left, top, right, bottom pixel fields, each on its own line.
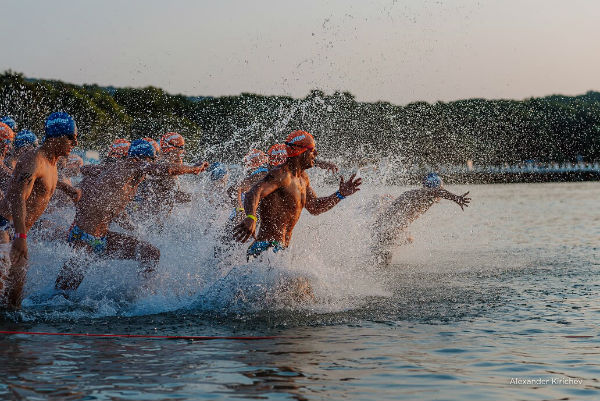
left=51, top=288, right=74, bottom=302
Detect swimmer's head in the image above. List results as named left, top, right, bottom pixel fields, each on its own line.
left=0, top=116, right=16, bottom=130
left=209, top=162, right=228, bottom=181
left=14, top=130, right=39, bottom=152
left=160, top=132, right=185, bottom=153
left=285, top=130, right=315, bottom=158
left=45, top=112, right=77, bottom=141
left=44, top=112, right=77, bottom=157
left=0, top=122, right=15, bottom=155
left=128, top=139, right=157, bottom=160
left=267, top=143, right=288, bottom=167
left=423, top=172, right=443, bottom=189
left=243, top=149, right=268, bottom=170
left=143, top=137, right=161, bottom=157
left=108, top=138, right=131, bottom=159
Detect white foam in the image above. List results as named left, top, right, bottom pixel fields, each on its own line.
left=19, top=173, right=395, bottom=320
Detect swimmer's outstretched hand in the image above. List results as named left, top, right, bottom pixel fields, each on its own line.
left=455, top=191, right=471, bottom=210
left=193, top=161, right=210, bottom=174
left=233, top=217, right=257, bottom=243
left=338, top=173, right=362, bottom=197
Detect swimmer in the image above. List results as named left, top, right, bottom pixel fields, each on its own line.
left=0, top=122, right=15, bottom=196
left=135, top=132, right=208, bottom=221
left=0, top=112, right=79, bottom=308
left=371, top=173, right=471, bottom=265
left=230, top=145, right=340, bottom=222
left=54, top=139, right=204, bottom=292
left=233, top=130, right=362, bottom=259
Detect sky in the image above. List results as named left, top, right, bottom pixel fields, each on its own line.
left=1, top=0, right=600, bottom=105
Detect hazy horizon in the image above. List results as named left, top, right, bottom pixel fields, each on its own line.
left=2, top=0, right=599, bottom=105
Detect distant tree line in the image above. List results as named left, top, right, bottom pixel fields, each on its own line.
left=1, top=70, right=599, bottom=167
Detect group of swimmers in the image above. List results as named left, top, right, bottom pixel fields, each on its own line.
left=0, top=112, right=471, bottom=309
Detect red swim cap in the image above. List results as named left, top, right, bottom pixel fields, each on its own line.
left=160, top=132, right=185, bottom=153
left=0, top=122, right=14, bottom=153
left=285, top=130, right=315, bottom=157
left=267, top=143, right=288, bottom=167
left=0, top=122, right=15, bottom=140
left=243, top=148, right=268, bottom=169
left=108, top=138, right=131, bottom=158
left=143, top=137, right=161, bottom=155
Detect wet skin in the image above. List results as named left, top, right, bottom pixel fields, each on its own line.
left=233, top=146, right=362, bottom=247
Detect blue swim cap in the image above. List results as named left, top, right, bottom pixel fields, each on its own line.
left=15, top=130, right=39, bottom=149
left=45, top=112, right=76, bottom=138
left=210, top=164, right=228, bottom=181
left=208, top=162, right=222, bottom=171
left=0, top=116, right=16, bottom=130
left=423, top=172, right=442, bottom=188
left=128, top=139, right=156, bottom=159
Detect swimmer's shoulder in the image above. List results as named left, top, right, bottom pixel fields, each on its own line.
left=265, top=165, right=293, bottom=185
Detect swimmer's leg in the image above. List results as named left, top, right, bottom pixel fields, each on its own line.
left=0, top=227, right=29, bottom=308
left=55, top=257, right=85, bottom=292
left=55, top=242, right=89, bottom=292
left=105, top=231, right=160, bottom=277
left=3, top=250, right=29, bottom=309
left=0, top=232, right=12, bottom=305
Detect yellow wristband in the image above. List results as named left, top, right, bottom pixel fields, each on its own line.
left=236, top=207, right=245, bottom=213
left=246, top=214, right=257, bottom=222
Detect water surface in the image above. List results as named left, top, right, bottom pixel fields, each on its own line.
left=1, top=182, right=599, bottom=400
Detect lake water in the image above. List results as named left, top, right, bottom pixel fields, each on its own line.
left=1, top=181, right=599, bottom=400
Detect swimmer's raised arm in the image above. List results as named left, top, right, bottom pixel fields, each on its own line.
left=305, top=173, right=361, bottom=215
left=435, top=189, right=471, bottom=210
left=233, top=172, right=284, bottom=242
left=146, top=161, right=209, bottom=177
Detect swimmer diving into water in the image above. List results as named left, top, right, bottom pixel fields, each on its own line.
left=371, top=173, right=471, bottom=265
